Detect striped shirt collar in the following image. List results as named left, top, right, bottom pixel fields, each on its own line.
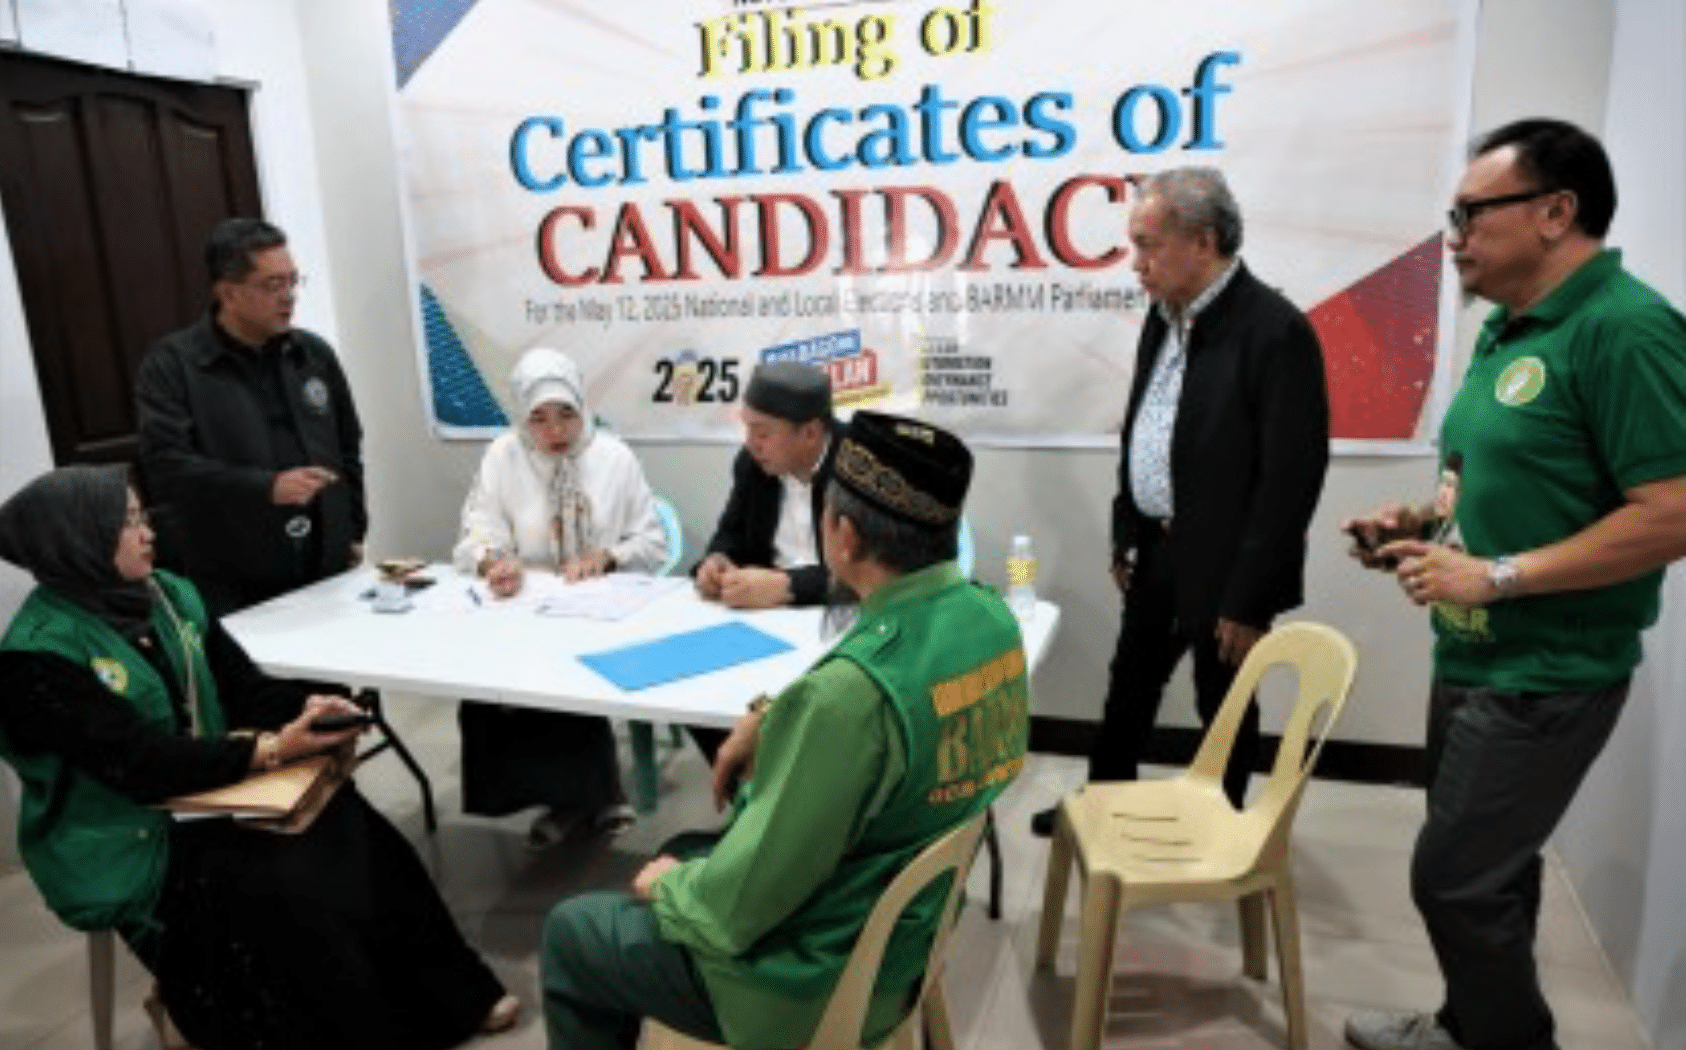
left=1156, top=257, right=1241, bottom=332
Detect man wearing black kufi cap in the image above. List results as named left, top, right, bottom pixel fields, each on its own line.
left=543, top=413, right=1031, bottom=1050
left=694, top=361, right=840, bottom=610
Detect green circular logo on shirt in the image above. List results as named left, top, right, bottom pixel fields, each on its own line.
left=1495, top=357, right=1547, bottom=406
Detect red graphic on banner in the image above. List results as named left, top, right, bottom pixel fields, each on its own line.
left=827, top=350, right=879, bottom=393
left=1312, top=235, right=1443, bottom=440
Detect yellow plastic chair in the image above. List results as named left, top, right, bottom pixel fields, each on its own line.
left=88, top=932, right=189, bottom=1049
left=1034, top=621, right=1358, bottom=1050
left=645, top=809, right=989, bottom=1050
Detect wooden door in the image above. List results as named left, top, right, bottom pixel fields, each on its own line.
left=0, top=50, right=263, bottom=465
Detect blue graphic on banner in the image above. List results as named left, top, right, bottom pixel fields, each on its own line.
left=390, top=0, right=478, bottom=88
left=419, top=284, right=507, bottom=428
left=760, top=330, right=862, bottom=365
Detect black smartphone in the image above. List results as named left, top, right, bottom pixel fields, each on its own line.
left=310, top=712, right=377, bottom=733
left=1346, top=523, right=1377, bottom=553
left=1346, top=523, right=1400, bottom=570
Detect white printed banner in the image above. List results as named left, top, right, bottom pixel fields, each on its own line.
left=391, top=0, right=1474, bottom=447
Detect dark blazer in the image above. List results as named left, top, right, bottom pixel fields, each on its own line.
left=1113, top=263, right=1330, bottom=629
left=698, top=418, right=842, bottom=607
left=137, top=314, right=366, bottom=608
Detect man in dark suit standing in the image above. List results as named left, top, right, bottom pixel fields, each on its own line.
left=1033, top=167, right=1330, bottom=835
left=137, top=218, right=366, bottom=617
left=695, top=361, right=840, bottom=610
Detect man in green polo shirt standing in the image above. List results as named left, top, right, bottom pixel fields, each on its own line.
left=540, top=411, right=1029, bottom=1050
left=1343, top=119, right=1686, bottom=1050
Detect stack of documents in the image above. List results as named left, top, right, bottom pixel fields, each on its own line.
left=535, top=574, right=687, bottom=621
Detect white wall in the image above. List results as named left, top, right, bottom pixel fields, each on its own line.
left=1556, top=1, right=1686, bottom=1047
left=293, top=0, right=488, bottom=563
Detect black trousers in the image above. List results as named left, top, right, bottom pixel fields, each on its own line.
left=123, top=786, right=503, bottom=1050
left=458, top=701, right=622, bottom=818
left=1087, top=534, right=1260, bottom=807
left=189, top=534, right=326, bottom=618
left=1416, top=678, right=1628, bottom=1050
left=686, top=725, right=728, bottom=766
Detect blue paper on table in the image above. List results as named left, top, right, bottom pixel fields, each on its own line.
left=578, top=621, right=795, bottom=691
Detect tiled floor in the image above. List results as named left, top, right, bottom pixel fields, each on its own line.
left=0, top=698, right=1654, bottom=1050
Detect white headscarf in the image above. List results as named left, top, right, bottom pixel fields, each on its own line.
left=510, top=348, right=599, bottom=566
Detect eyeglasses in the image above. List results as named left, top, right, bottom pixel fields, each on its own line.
left=123, top=507, right=152, bottom=531
left=1446, top=189, right=1559, bottom=236
left=245, top=272, right=306, bottom=295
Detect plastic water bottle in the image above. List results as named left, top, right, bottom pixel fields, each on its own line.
left=1006, top=534, right=1038, bottom=621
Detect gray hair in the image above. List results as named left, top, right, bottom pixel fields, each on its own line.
left=1140, top=167, right=1243, bottom=257
left=823, top=481, right=956, bottom=574
left=818, top=479, right=956, bottom=638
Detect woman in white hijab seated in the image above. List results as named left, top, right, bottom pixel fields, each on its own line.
left=454, top=347, right=667, bottom=848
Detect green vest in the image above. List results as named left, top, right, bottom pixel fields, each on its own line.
left=0, top=570, right=223, bottom=931
left=735, top=566, right=1030, bottom=1000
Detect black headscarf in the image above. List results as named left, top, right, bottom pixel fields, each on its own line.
left=0, top=464, right=154, bottom=637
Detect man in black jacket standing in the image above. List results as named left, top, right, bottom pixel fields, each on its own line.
left=137, top=218, right=366, bottom=616
left=695, top=361, right=839, bottom=609
left=1033, top=167, right=1330, bottom=835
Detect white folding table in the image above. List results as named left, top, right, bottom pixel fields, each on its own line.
left=224, top=564, right=1061, bottom=818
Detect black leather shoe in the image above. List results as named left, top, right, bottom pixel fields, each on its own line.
left=1030, top=805, right=1058, bottom=838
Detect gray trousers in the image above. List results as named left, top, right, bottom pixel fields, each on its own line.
left=1414, top=678, right=1628, bottom=1050
left=541, top=891, right=723, bottom=1050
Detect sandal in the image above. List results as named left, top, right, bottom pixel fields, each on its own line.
left=481, top=992, right=521, bottom=1034
left=593, top=803, right=637, bottom=836
left=144, top=984, right=197, bottom=1050
left=524, top=810, right=581, bottom=850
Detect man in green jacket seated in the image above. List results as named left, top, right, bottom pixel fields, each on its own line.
left=541, top=410, right=1030, bottom=1050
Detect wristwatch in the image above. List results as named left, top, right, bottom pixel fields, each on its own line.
left=1488, top=555, right=1521, bottom=599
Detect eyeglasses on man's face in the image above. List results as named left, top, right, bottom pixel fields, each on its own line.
left=1446, top=189, right=1559, bottom=236
left=245, top=272, right=306, bottom=295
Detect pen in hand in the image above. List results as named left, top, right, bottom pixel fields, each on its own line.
left=467, top=587, right=482, bottom=607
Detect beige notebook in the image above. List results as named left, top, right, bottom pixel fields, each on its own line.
left=161, top=750, right=352, bottom=833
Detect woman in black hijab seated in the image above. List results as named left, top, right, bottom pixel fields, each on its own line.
left=0, top=465, right=517, bottom=1050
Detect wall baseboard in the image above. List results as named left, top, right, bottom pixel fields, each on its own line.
left=1030, top=715, right=1426, bottom=788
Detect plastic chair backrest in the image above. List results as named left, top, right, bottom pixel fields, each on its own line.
left=806, top=809, right=989, bottom=1050
left=1186, top=621, right=1357, bottom=841
left=653, top=496, right=683, bottom=577
left=956, top=517, right=975, bottom=578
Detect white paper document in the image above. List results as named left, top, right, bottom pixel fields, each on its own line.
left=535, top=574, right=686, bottom=621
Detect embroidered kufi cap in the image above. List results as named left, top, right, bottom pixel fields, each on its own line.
left=832, top=411, right=972, bottom=531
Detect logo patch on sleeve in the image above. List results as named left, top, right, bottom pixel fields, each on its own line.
left=91, top=657, right=128, bottom=694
